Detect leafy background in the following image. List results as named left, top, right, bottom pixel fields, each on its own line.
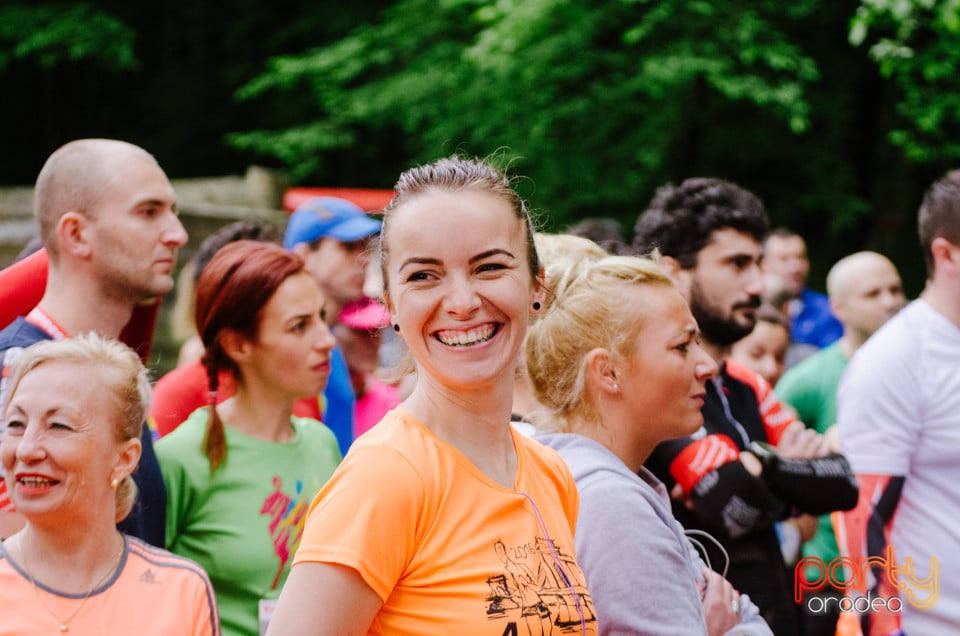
left=3, top=0, right=960, bottom=298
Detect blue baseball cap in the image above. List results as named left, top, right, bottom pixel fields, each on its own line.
left=283, top=197, right=382, bottom=249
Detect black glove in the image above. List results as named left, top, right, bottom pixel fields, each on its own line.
left=689, top=460, right=788, bottom=539
left=749, top=441, right=859, bottom=515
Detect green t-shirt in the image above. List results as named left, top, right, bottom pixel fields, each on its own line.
left=157, top=408, right=341, bottom=636
left=776, top=343, right=848, bottom=582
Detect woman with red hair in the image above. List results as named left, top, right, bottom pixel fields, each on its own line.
left=156, top=241, right=342, bottom=636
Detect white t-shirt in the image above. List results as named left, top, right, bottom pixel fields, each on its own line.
left=838, top=299, right=960, bottom=633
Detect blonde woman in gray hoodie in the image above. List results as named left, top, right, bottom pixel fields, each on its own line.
left=527, top=255, right=772, bottom=636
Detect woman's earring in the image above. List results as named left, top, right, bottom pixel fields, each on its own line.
left=532, top=301, right=541, bottom=311
left=111, top=478, right=120, bottom=490
left=393, top=324, right=400, bottom=333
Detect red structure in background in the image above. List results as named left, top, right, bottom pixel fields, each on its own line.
left=282, top=187, right=394, bottom=213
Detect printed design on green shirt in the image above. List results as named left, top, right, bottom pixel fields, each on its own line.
left=260, top=475, right=309, bottom=589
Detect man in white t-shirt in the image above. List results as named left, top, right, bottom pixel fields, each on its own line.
left=835, top=170, right=960, bottom=635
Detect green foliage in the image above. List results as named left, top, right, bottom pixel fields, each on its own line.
left=231, top=0, right=823, bottom=227
left=850, top=0, right=960, bottom=163
left=0, top=3, right=138, bottom=71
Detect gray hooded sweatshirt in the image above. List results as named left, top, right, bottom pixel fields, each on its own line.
left=537, top=433, right=772, bottom=636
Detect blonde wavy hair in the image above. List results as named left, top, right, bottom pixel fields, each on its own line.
left=525, top=255, right=673, bottom=432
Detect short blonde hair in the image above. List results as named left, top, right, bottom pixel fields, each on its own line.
left=525, top=255, right=673, bottom=432
left=3, top=334, right=150, bottom=522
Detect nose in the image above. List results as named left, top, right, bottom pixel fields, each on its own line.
left=743, top=263, right=764, bottom=297
left=444, top=277, right=481, bottom=318
left=14, top=424, right=47, bottom=464
left=312, top=321, right=337, bottom=353
left=758, top=356, right=779, bottom=385
left=881, top=289, right=905, bottom=312
left=163, top=211, right=189, bottom=248
left=695, top=347, right=719, bottom=380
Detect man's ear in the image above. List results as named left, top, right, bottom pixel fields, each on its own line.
left=931, top=237, right=960, bottom=275
left=58, top=211, right=92, bottom=259
left=292, top=242, right=310, bottom=259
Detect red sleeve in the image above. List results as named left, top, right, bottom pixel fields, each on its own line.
left=0, top=249, right=47, bottom=330
left=724, top=359, right=796, bottom=446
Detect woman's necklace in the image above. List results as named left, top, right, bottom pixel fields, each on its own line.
left=17, top=532, right=125, bottom=633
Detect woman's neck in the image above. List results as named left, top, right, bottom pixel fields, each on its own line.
left=9, top=523, right=124, bottom=593
left=574, top=406, right=656, bottom=473
left=403, top=376, right=517, bottom=488
left=218, top=381, right=296, bottom=442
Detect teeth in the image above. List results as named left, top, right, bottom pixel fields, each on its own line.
left=19, top=477, right=56, bottom=487
left=436, top=324, right=496, bottom=347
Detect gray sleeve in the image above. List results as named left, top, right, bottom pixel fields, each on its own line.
left=683, top=538, right=773, bottom=636
left=575, top=473, right=708, bottom=635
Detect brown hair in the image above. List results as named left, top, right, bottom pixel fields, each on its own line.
left=193, top=240, right=306, bottom=472
left=379, top=156, right=541, bottom=288
left=918, top=169, right=960, bottom=277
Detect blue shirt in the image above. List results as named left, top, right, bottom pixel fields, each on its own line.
left=790, top=288, right=843, bottom=349
left=323, top=345, right=356, bottom=455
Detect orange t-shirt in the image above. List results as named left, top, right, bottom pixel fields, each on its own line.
left=294, top=407, right=598, bottom=635
left=0, top=535, right=219, bottom=636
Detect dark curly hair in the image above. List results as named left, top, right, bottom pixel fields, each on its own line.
left=632, top=177, right=769, bottom=268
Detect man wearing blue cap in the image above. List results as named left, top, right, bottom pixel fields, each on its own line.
left=284, top=197, right=382, bottom=455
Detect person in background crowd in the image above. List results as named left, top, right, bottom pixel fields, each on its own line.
left=835, top=172, right=960, bottom=636
left=148, top=220, right=330, bottom=437
left=333, top=297, right=400, bottom=438
left=761, top=228, right=843, bottom=349
left=267, top=156, right=597, bottom=635
left=564, top=217, right=632, bottom=255
left=632, top=177, right=859, bottom=636
left=151, top=219, right=300, bottom=437
left=760, top=271, right=818, bottom=369
left=0, top=138, right=187, bottom=546
left=157, top=241, right=341, bottom=636
left=529, top=254, right=772, bottom=635
left=729, top=304, right=791, bottom=387
left=777, top=250, right=904, bottom=636
left=0, top=335, right=218, bottom=635
left=170, top=219, right=283, bottom=368
left=283, top=197, right=383, bottom=455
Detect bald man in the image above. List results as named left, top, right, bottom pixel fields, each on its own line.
left=775, top=251, right=904, bottom=634
left=0, top=139, right=188, bottom=544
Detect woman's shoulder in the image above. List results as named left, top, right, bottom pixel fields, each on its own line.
left=155, top=406, right=210, bottom=448
left=124, top=536, right=213, bottom=583
left=291, top=416, right=341, bottom=448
